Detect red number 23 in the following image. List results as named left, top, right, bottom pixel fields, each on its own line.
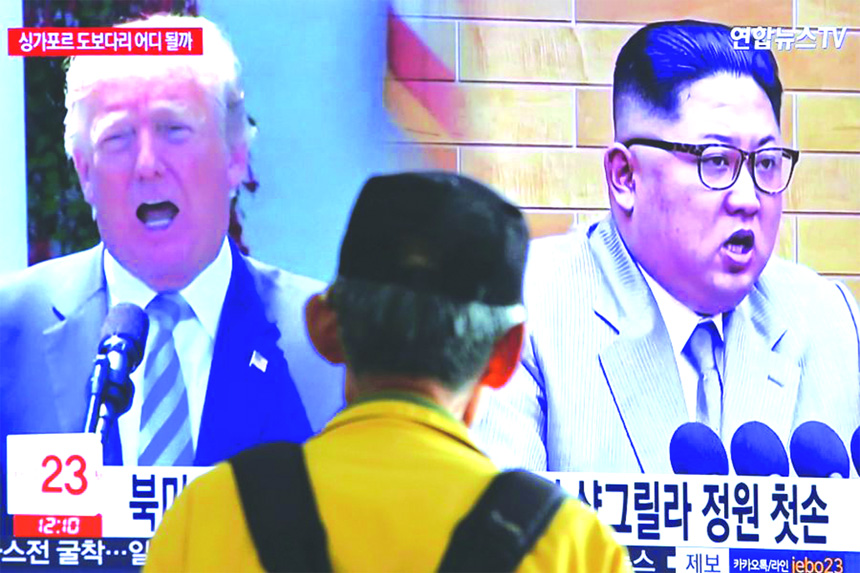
left=41, top=454, right=88, bottom=495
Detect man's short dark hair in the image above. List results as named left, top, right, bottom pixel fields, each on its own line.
left=329, top=171, right=529, bottom=392
left=613, top=20, right=783, bottom=128
left=329, top=278, right=523, bottom=392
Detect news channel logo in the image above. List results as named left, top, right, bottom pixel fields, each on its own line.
left=730, top=26, right=848, bottom=51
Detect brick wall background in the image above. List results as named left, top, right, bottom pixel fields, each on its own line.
left=388, top=0, right=859, bottom=303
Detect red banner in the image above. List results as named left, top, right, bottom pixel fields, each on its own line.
left=13, top=515, right=103, bottom=538
left=7, top=27, right=203, bottom=56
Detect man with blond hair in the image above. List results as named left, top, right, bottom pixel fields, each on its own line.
left=0, top=14, right=344, bottom=473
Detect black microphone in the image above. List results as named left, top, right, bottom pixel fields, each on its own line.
left=731, top=421, right=789, bottom=476
left=84, top=304, right=149, bottom=445
left=789, top=421, right=850, bottom=478
left=850, top=426, right=860, bottom=477
left=670, top=422, right=729, bottom=475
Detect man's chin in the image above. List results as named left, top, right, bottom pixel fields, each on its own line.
left=705, top=275, right=758, bottom=314
left=112, top=246, right=200, bottom=292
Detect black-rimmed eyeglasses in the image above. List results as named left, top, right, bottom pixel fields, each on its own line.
left=623, top=138, right=800, bottom=195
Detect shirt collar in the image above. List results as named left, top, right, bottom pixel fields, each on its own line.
left=348, top=390, right=460, bottom=422
left=322, top=391, right=481, bottom=454
left=104, top=236, right=232, bottom=339
left=638, top=265, right=724, bottom=358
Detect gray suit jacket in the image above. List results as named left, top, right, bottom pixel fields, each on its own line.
left=473, top=217, right=860, bottom=475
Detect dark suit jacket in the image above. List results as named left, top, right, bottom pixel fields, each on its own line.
left=0, top=240, right=344, bottom=471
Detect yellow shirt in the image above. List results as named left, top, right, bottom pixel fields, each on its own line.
left=146, top=393, right=631, bottom=572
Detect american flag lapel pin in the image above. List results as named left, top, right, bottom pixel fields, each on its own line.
left=249, top=350, right=268, bottom=373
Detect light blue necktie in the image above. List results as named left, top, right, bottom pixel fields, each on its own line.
left=685, top=321, right=723, bottom=437
left=138, top=293, right=194, bottom=466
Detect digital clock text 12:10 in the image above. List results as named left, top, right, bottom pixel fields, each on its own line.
left=38, top=516, right=80, bottom=535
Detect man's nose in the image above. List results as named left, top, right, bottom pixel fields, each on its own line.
left=725, top=159, right=761, bottom=216
left=134, top=129, right=165, bottom=179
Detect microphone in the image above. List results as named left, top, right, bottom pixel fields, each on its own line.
left=670, top=422, right=729, bottom=475
left=789, top=421, right=850, bottom=478
left=850, top=426, right=860, bottom=477
left=731, top=421, right=789, bottom=476
left=84, top=304, right=149, bottom=445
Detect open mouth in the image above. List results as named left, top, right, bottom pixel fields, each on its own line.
left=136, top=201, right=179, bottom=229
left=724, top=229, right=755, bottom=255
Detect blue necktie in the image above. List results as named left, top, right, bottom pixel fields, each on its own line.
left=138, top=293, right=194, bottom=466
left=685, top=321, right=723, bottom=437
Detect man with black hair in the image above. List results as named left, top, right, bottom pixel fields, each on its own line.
left=475, top=20, right=860, bottom=473
left=145, top=172, right=630, bottom=572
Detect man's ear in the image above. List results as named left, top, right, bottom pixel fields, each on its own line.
left=73, top=150, right=94, bottom=203
left=478, top=323, right=525, bottom=391
left=462, top=324, right=525, bottom=427
left=305, top=293, right=346, bottom=365
left=604, top=142, right=636, bottom=215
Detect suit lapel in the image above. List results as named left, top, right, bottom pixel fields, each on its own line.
left=41, top=245, right=123, bottom=464
left=195, top=241, right=312, bottom=466
left=42, top=245, right=108, bottom=435
left=590, top=220, right=688, bottom=473
left=721, top=286, right=799, bottom=445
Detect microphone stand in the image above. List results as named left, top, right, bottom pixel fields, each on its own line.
left=84, top=343, right=136, bottom=454
left=84, top=355, right=111, bottom=435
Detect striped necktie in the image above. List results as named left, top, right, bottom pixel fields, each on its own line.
left=138, top=293, right=194, bottom=466
left=684, top=321, right=723, bottom=437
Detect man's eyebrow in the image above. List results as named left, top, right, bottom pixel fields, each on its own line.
left=90, top=111, right=132, bottom=140
left=93, top=110, right=131, bottom=126
left=699, top=133, right=778, bottom=147
left=699, top=133, right=735, bottom=144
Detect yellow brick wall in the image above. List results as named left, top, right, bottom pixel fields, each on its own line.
left=392, top=1, right=860, bottom=304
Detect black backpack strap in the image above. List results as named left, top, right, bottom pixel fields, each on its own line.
left=437, top=470, right=567, bottom=573
left=230, top=441, right=331, bottom=572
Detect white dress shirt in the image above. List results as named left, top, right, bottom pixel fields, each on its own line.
left=639, top=267, right=725, bottom=423
left=104, top=237, right=232, bottom=465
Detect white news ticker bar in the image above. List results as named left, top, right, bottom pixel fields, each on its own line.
left=14, top=463, right=860, bottom=550
left=7, top=434, right=859, bottom=549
